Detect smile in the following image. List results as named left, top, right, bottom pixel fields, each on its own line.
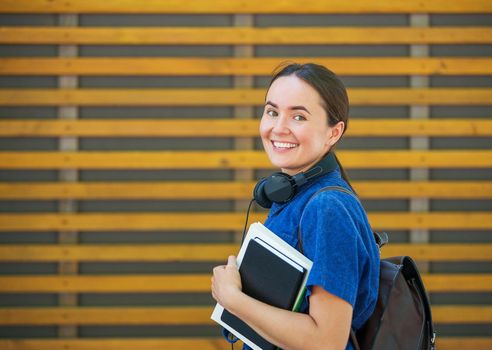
left=272, top=141, right=298, bottom=149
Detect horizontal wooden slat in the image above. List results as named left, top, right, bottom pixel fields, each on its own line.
left=2, top=58, right=492, bottom=76
left=423, top=274, right=492, bottom=293
left=0, top=306, right=490, bottom=325
left=1, top=0, right=491, bottom=14
left=1, top=213, right=492, bottom=231
left=1, top=151, right=492, bottom=169
left=1, top=181, right=491, bottom=200
left=0, top=27, right=491, bottom=45
left=433, top=306, right=492, bottom=323
left=0, top=274, right=490, bottom=293
left=1, top=88, right=490, bottom=106
left=0, top=338, right=233, bottom=350
left=0, top=338, right=489, bottom=350
left=1, top=88, right=491, bottom=106
left=0, top=243, right=239, bottom=261
left=0, top=213, right=259, bottom=231
left=0, top=244, right=490, bottom=261
left=1, top=119, right=492, bottom=137
left=0, top=212, right=490, bottom=232
left=437, top=338, right=492, bottom=350
left=0, top=307, right=214, bottom=325
left=0, top=275, right=213, bottom=293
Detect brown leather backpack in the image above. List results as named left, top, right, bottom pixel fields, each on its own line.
left=299, top=186, right=436, bottom=350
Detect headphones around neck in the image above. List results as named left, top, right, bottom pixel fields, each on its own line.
left=253, top=152, right=338, bottom=209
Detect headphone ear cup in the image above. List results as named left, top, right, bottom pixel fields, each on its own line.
left=264, top=173, right=295, bottom=204
left=253, top=178, right=273, bottom=209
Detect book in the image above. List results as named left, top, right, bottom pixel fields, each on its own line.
left=211, top=222, right=313, bottom=350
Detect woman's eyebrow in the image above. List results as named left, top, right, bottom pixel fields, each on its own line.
left=290, top=105, right=311, bottom=115
left=265, top=101, right=311, bottom=115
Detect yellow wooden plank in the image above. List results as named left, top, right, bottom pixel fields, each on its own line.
left=433, top=306, right=492, bottom=323
left=353, top=181, right=492, bottom=199
left=0, top=306, right=489, bottom=325
left=1, top=181, right=491, bottom=200
left=1, top=151, right=492, bottom=170
left=0, top=338, right=489, bottom=350
left=0, top=119, right=261, bottom=137
left=1, top=0, right=491, bottom=14
left=0, top=213, right=253, bottom=231
left=0, top=274, right=490, bottom=293
left=437, top=338, right=492, bottom=350
left=349, top=119, right=492, bottom=137
left=0, top=307, right=215, bottom=325
left=0, top=338, right=233, bottom=350
left=0, top=244, right=490, bottom=261
left=0, top=275, right=212, bottom=293
left=1, top=119, right=492, bottom=137
left=0, top=243, right=239, bottom=261
left=0, top=88, right=490, bottom=106
left=0, top=274, right=211, bottom=293
left=369, top=212, right=492, bottom=230
left=0, top=181, right=256, bottom=200
left=1, top=212, right=492, bottom=231
left=2, top=58, right=492, bottom=75
left=0, top=27, right=491, bottom=45
left=381, top=244, right=492, bottom=261
left=422, top=274, right=492, bottom=293
left=0, top=151, right=271, bottom=169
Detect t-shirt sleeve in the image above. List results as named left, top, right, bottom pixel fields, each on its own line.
left=300, top=192, right=362, bottom=307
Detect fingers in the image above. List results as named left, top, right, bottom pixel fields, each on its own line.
left=227, top=255, right=237, bottom=268
left=210, top=276, right=217, bottom=301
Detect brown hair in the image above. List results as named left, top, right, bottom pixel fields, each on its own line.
left=268, top=62, right=355, bottom=193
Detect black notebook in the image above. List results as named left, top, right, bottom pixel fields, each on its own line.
left=221, top=237, right=306, bottom=350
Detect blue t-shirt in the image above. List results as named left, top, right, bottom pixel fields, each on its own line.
left=227, top=167, right=380, bottom=350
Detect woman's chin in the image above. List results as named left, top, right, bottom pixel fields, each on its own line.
left=268, top=155, right=294, bottom=169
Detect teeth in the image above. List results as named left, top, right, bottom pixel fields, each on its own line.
left=273, top=141, right=298, bottom=149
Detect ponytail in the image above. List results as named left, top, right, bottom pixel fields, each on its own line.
left=334, top=153, right=357, bottom=195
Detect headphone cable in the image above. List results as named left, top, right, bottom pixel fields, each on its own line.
left=240, top=198, right=255, bottom=246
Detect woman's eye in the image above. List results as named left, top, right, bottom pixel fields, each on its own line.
left=294, top=114, right=306, bottom=121
left=267, top=110, right=278, bottom=117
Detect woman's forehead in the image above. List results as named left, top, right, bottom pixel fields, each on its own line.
left=266, top=75, right=323, bottom=109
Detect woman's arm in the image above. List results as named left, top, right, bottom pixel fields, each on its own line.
left=212, top=256, right=352, bottom=350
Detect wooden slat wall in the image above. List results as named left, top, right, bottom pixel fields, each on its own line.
left=0, top=1, right=491, bottom=349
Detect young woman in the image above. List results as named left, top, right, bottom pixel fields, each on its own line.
left=211, top=63, right=380, bottom=350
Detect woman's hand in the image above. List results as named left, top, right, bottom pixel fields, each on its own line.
left=211, top=255, right=242, bottom=311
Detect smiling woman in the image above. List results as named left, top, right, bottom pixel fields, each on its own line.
left=211, top=63, right=379, bottom=350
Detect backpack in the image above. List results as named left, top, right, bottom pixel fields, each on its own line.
left=298, top=186, right=436, bottom=350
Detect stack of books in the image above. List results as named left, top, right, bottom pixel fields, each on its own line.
left=211, top=222, right=313, bottom=350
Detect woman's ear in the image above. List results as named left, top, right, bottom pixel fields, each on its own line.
left=326, top=121, right=345, bottom=147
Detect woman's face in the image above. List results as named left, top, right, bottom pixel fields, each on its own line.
left=260, top=75, right=342, bottom=175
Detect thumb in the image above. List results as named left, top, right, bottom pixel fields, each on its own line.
left=227, top=255, right=237, bottom=268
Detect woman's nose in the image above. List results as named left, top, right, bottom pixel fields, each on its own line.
left=272, top=115, right=290, bottom=134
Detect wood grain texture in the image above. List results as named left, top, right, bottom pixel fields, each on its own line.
left=0, top=27, right=491, bottom=45
left=1, top=0, right=491, bottom=14
left=1, top=58, right=492, bottom=75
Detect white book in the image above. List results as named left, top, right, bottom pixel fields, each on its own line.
left=211, top=222, right=313, bottom=350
